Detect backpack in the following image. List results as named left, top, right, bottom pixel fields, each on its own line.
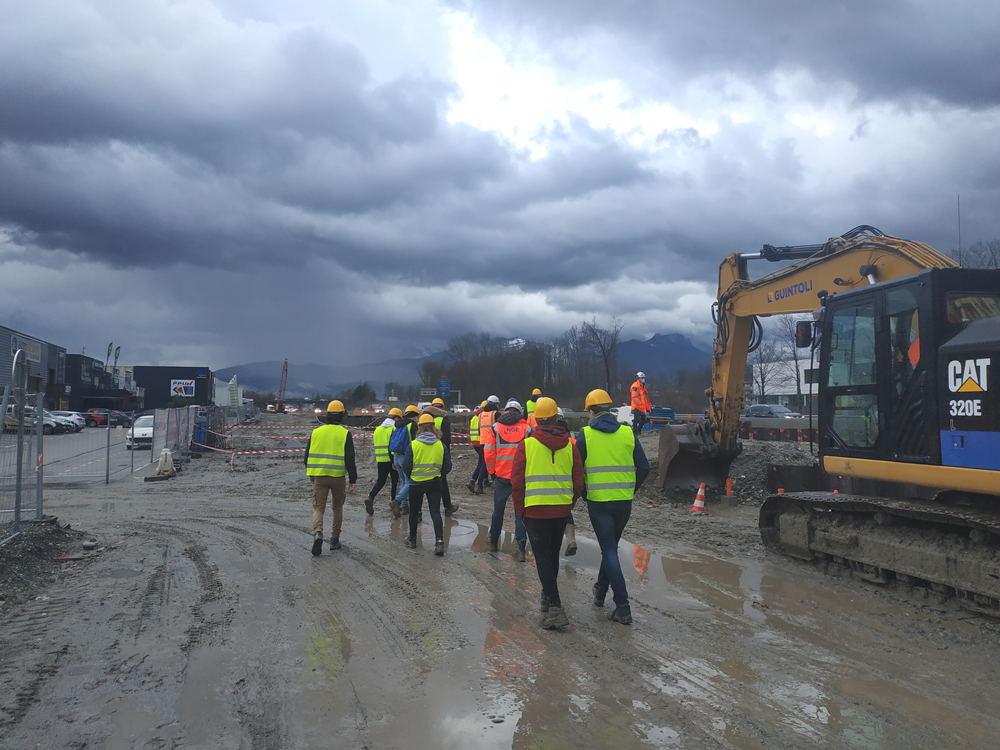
left=389, top=424, right=411, bottom=454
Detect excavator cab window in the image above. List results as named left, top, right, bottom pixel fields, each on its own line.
left=825, top=301, right=879, bottom=449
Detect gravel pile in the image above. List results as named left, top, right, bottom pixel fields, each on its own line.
left=728, top=440, right=817, bottom=506
left=0, top=518, right=87, bottom=614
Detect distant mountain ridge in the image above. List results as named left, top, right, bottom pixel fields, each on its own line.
left=616, top=333, right=711, bottom=377
left=217, top=332, right=709, bottom=397
left=215, top=351, right=448, bottom=398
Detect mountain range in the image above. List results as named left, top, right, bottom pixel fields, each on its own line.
left=216, top=333, right=711, bottom=397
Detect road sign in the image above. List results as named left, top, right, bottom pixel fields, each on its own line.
left=420, top=388, right=437, bottom=397
left=437, top=378, right=450, bottom=397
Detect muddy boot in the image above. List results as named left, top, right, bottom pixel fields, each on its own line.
left=488, top=535, right=499, bottom=553
left=540, top=593, right=551, bottom=613
left=514, top=540, right=526, bottom=563
left=466, top=479, right=476, bottom=494
left=445, top=501, right=460, bottom=517
left=404, top=537, right=417, bottom=549
left=311, top=532, right=323, bottom=556
left=475, top=484, right=484, bottom=495
left=389, top=499, right=401, bottom=519
left=593, top=584, right=607, bottom=607
left=329, top=537, right=341, bottom=551
left=365, top=496, right=375, bottom=515
left=608, top=604, right=632, bottom=625
left=434, top=539, right=444, bottom=556
left=542, top=605, right=570, bottom=630
left=564, top=523, right=577, bottom=556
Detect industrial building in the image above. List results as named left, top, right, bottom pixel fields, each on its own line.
left=0, top=324, right=67, bottom=409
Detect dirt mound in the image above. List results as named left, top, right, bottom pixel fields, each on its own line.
left=0, top=519, right=88, bottom=614
left=727, top=440, right=816, bottom=506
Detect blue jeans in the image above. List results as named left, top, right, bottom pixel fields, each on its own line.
left=587, top=499, right=632, bottom=607
left=393, top=454, right=410, bottom=505
left=488, top=476, right=526, bottom=544
left=471, top=445, right=487, bottom=486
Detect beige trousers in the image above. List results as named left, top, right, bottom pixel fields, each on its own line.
left=312, top=475, right=346, bottom=537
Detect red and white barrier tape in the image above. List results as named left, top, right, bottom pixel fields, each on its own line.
left=233, top=448, right=306, bottom=455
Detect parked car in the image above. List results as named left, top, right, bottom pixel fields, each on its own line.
left=451, top=404, right=470, bottom=414
left=51, top=411, right=86, bottom=432
left=745, top=403, right=802, bottom=419
left=86, top=408, right=132, bottom=427
left=5, top=405, right=66, bottom=434
left=125, top=415, right=154, bottom=450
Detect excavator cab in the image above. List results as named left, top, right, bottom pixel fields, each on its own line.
left=816, top=267, right=1000, bottom=480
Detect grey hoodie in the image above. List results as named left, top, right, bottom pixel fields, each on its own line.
left=401, top=431, right=452, bottom=479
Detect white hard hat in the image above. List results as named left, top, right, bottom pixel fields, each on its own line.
left=487, top=395, right=500, bottom=404
left=505, top=399, right=523, bottom=413
left=637, top=371, right=646, bottom=379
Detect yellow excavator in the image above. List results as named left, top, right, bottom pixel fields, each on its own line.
left=659, top=226, right=1000, bottom=613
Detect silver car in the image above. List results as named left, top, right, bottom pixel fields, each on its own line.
left=126, top=415, right=154, bottom=449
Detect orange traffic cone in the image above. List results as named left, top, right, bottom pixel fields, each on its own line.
left=689, top=483, right=708, bottom=514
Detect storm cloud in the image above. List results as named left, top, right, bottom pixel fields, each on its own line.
left=2, top=0, right=999, bottom=369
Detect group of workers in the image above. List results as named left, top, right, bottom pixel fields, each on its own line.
left=304, top=378, right=651, bottom=630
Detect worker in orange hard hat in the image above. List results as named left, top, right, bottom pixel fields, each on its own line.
left=304, top=400, right=357, bottom=555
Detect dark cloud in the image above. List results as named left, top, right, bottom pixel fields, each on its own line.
left=453, top=0, right=1000, bottom=109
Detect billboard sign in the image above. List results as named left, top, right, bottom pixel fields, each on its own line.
left=170, top=379, right=196, bottom=398
left=437, top=377, right=450, bottom=397
left=10, top=334, right=41, bottom=363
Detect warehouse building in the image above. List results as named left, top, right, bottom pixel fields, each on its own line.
left=0, top=324, right=67, bottom=409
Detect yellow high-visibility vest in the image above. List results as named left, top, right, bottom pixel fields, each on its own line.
left=523, top=437, right=574, bottom=508
left=470, top=414, right=480, bottom=442
left=582, top=425, right=635, bottom=502
left=410, top=439, right=444, bottom=482
left=307, top=424, right=349, bottom=477
left=373, top=424, right=392, bottom=463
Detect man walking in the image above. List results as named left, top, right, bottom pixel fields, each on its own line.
left=389, top=405, right=420, bottom=519
left=467, top=401, right=488, bottom=494
left=484, top=398, right=531, bottom=561
left=422, top=398, right=459, bottom=516
left=577, top=388, right=649, bottom=624
left=367, top=407, right=401, bottom=514
left=475, top=395, right=500, bottom=491
left=304, top=400, right=357, bottom=555
left=401, top=413, right=452, bottom=555
left=630, top=372, right=651, bottom=436
left=512, top=397, right=584, bottom=629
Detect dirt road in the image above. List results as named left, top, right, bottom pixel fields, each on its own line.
left=2, top=423, right=1000, bottom=749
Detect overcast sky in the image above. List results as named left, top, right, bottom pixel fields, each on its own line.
left=2, top=0, right=999, bottom=369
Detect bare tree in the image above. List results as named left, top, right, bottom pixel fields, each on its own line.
left=774, top=315, right=803, bottom=407
left=749, top=338, right=783, bottom=404
left=951, top=239, right=1000, bottom=269
left=581, top=316, right=625, bottom=394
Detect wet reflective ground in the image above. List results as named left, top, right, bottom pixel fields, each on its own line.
left=4, top=459, right=1000, bottom=749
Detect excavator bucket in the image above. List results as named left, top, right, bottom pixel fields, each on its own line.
left=657, top=421, right=737, bottom=493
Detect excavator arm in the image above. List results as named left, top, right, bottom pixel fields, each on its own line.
left=659, top=226, right=957, bottom=491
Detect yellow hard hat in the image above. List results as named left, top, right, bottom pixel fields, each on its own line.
left=404, top=404, right=420, bottom=415
left=533, top=397, right=558, bottom=419
left=532, top=388, right=542, bottom=396
left=584, top=389, right=613, bottom=410
left=327, top=400, right=345, bottom=413
left=388, top=407, right=403, bottom=417
left=480, top=400, right=487, bottom=408
left=432, top=397, right=444, bottom=407
left=418, top=413, right=435, bottom=425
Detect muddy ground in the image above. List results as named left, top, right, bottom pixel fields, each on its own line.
left=2, top=416, right=1000, bottom=749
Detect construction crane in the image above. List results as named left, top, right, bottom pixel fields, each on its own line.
left=276, top=359, right=288, bottom=413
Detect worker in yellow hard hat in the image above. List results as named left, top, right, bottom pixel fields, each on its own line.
left=400, top=413, right=452, bottom=554
left=304, top=400, right=357, bottom=555
left=526, top=388, right=542, bottom=422
left=467, top=400, right=489, bottom=494
left=422, top=397, right=459, bottom=516
left=575, top=389, right=650, bottom=624
left=389, top=405, right=421, bottom=519
left=367, top=407, right=402, bottom=514
left=511, top=397, right=584, bottom=629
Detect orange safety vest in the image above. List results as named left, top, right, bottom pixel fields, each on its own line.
left=479, top=409, right=497, bottom=442
left=484, top=418, right=530, bottom=479
left=630, top=379, right=651, bottom=412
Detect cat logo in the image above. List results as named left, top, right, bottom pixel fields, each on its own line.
left=948, top=358, right=990, bottom=393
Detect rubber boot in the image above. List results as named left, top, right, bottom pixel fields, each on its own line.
left=542, top=605, right=570, bottom=630
left=514, top=540, right=526, bottom=563
left=365, top=496, right=374, bottom=515
left=488, top=535, right=499, bottom=553
left=564, top=523, right=577, bottom=556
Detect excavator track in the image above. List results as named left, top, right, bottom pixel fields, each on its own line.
left=760, top=492, right=1000, bottom=616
